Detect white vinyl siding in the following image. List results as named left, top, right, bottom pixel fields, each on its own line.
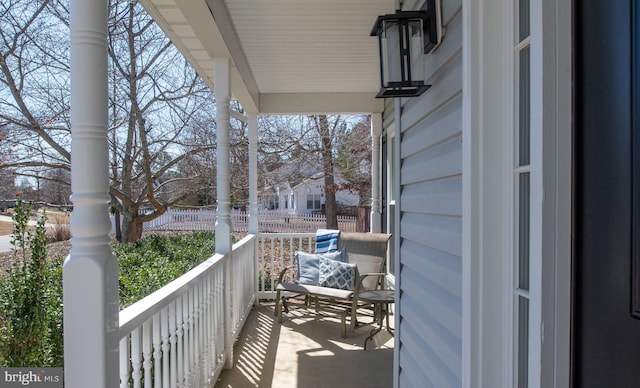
left=393, top=1, right=463, bottom=386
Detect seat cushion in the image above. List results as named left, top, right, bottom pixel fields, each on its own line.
left=277, top=282, right=354, bottom=300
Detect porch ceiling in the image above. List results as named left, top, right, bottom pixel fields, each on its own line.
left=138, top=0, right=394, bottom=114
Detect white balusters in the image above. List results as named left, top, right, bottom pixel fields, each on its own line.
left=142, top=321, right=152, bottom=388
left=188, top=288, right=195, bottom=384
left=152, top=313, right=161, bottom=387
left=257, top=233, right=316, bottom=297
left=131, top=328, right=142, bottom=388
left=182, top=292, right=190, bottom=385
left=176, top=297, right=184, bottom=388
left=204, top=275, right=213, bottom=384
left=120, top=337, right=129, bottom=388
left=193, top=284, right=201, bottom=385
left=161, top=308, right=169, bottom=387
left=168, top=303, right=177, bottom=388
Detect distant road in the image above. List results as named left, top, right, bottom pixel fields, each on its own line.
left=0, top=235, right=12, bottom=253
left=0, top=215, right=13, bottom=253
left=0, top=214, right=57, bottom=253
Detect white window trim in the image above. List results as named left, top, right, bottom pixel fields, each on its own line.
left=392, top=98, right=402, bottom=388
left=384, top=123, right=397, bottom=288
left=503, top=1, right=517, bottom=386
left=462, top=0, right=512, bottom=386
left=462, top=0, right=571, bottom=387
left=529, top=1, right=572, bottom=386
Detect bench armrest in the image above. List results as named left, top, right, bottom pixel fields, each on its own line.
left=277, top=266, right=294, bottom=284
left=356, top=272, right=387, bottom=292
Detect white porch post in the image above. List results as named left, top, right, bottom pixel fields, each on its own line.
left=370, top=113, right=382, bottom=233
left=65, top=0, right=119, bottom=387
left=248, top=113, right=259, bottom=235
left=248, top=112, right=259, bottom=307
left=215, top=57, right=232, bottom=255
left=214, top=57, right=234, bottom=369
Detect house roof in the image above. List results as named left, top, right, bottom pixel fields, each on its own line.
left=138, top=0, right=393, bottom=114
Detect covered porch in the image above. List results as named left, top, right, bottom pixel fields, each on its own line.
left=116, top=232, right=394, bottom=387
left=66, top=0, right=396, bottom=386
left=216, top=303, right=393, bottom=387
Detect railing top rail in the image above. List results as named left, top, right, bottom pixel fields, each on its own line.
left=258, top=232, right=316, bottom=239
left=118, top=234, right=259, bottom=336
left=233, top=234, right=257, bottom=248
left=119, top=252, right=226, bottom=336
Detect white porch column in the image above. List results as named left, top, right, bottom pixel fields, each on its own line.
left=248, top=112, right=259, bottom=307
left=370, top=113, right=382, bottom=233
left=214, top=57, right=232, bottom=254
left=248, top=113, right=259, bottom=235
left=65, top=0, right=118, bottom=387
left=214, top=57, right=234, bottom=370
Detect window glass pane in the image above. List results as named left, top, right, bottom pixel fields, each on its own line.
left=388, top=203, right=395, bottom=275
left=307, top=195, right=313, bottom=210
left=519, top=172, right=530, bottom=290
left=390, top=136, right=396, bottom=201
left=518, top=296, right=529, bottom=388
left=519, top=0, right=530, bottom=41
left=519, top=47, right=531, bottom=166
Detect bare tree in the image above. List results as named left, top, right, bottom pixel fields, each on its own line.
left=0, top=0, right=71, bottom=187
left=259, top=114, right=361, bottom=229
left=0, top=0, right=219, bottom=242
left=309, top=115, right=340, bottom=229
left=334, top=116, right=372, bottom=206
left=40, top=168, right=71, bottom=205
left=105, top=0, right=218, bottom=241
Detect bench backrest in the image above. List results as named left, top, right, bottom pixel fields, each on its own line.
left=338, top=232, right=392, bottom=291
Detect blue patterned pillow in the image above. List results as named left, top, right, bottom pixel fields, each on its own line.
left=296, top=249, right=344, bottom=285
left=318, top=256, right=356, bottom=290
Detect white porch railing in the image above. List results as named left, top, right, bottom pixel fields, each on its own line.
left=117, top=232, right=327, bottom=386
left=118, top=234, right=257, bottom=387
left=256, top=233, right=316, bottom=299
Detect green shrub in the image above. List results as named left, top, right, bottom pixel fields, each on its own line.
left=0, top=228, right=216, bottom=366
left=114, top=231, right=216, bottom=308
left=0, top=197, right=63, bottom=367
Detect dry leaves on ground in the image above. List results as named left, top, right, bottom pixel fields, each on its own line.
left=0, top=221, right=12, bottom=235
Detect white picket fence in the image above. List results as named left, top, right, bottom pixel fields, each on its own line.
left=121, top=209, right=357, bottom=233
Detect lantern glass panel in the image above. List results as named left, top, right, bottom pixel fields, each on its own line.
left=379, top=18, right=425, bottom=89
left=380, top=19, right=401, bottom=88
left=408, top=19, right=425, bottom=84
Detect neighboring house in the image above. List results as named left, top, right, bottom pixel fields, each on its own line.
left=66, top=0, right=637, bottom=387
left=259, top=171, right=359, bottom=214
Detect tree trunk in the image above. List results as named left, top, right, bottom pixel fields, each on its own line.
left=318, top=116, right=338, bottom=229
left=120, top=206, right=143, bottom=243
left=123, top=217, right=143, bottom=243
left=114, top=210, right=122, bottom=242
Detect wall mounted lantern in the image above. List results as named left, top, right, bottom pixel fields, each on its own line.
left=370, top=0, right=442, bottom=98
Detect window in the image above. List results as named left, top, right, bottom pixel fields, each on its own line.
left=306, top=194, right=321, bottom=210
left=514, top=0, right=531, bottom=386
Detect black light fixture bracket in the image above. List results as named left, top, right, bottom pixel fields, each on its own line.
left=370, top=0, right=443, bottom=98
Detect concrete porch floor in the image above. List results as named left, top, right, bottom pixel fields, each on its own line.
left=215, top=303, right=394, bottom=387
